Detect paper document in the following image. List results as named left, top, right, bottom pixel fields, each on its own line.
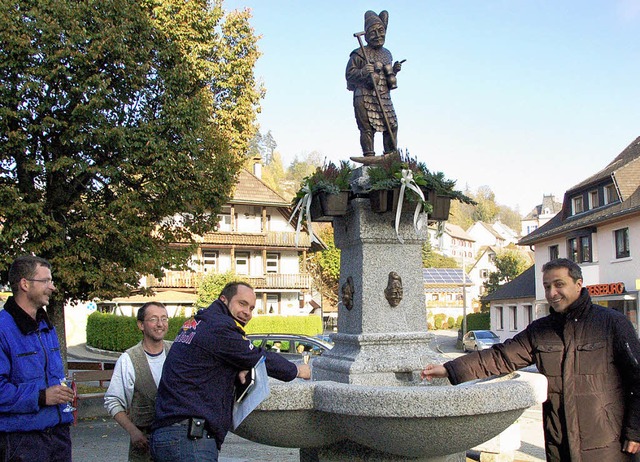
left=232, top=356, right=269, bottom=429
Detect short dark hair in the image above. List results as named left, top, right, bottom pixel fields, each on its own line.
left=542, top=258, right=582, bottom=282
left=137, top=301, right=167, bottom=322
left=8, top=255, right=51, bottom=294
left=219, top=281, right=254, bottom=301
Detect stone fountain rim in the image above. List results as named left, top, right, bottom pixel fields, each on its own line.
left=258, top=371, right=546, bottom=418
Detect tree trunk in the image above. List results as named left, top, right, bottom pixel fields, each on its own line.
left=48, top=296, right=68, bottom=374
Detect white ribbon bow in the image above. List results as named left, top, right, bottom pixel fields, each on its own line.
left=289, top=182, right=316, bottom=247
left=395, top=169, right=428, bottom=243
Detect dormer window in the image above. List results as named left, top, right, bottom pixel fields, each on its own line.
left=572, top=196, right=584, bottom=215
left=588, top=190, right=599, bottom=209
left=604, top=184, right=618, bottom=205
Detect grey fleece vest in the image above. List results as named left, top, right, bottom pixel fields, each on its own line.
left=126, top=340, right=171, bottom=428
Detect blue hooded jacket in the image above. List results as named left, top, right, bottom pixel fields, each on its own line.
left=153, top=298, right=298, bottom=447
left=0, top=297, right=73, bottom=431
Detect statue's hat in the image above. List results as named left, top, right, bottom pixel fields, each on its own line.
left=364, top=10, right=388, bottom=31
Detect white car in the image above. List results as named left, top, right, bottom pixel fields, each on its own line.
left=462, top=330, right=501, bottom=352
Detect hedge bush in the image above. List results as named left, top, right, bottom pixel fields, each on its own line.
left=86, top=311, right=323, bottom=352
left=447, top=316, right=455, bottom=329
left=465, top=312, right=490, bottom=330
left=433, top=313, right=447, bottom=330
left=86, top=312, right=189, bottom=352
left=243, top=315, right=322, bottom=337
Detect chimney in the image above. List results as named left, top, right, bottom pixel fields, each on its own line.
left=252, top=155, right=262, bottom=179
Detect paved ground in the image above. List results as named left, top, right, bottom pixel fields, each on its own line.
left=69, top=330, right=546, bottom=461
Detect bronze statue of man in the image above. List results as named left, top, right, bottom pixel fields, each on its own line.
left=346, top=10, right=403, bottom=158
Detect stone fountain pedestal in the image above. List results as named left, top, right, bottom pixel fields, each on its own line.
left=233, top=194, right=546, bottom=461
left=313, top=198, right=440, bottom=387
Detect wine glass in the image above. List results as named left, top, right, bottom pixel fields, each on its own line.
left=60, top=378, right=76, bottom=412
left=419, top=356, right=433, bottom=386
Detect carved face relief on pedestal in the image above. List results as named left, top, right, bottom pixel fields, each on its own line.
left=384, top=271, right=403, bottom=307
left=341, top=276, right=354, bottom=310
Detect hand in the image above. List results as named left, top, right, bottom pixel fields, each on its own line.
left=44, top=384, right=75, bottom=406
left=364, top=63, right=374, bottom=74
left=420, top=364, right=448, bottom=381
left=237, top=369, right=250, bottom=384
left=130, top=427, right=149, bottom=451
left=296, top=364, right=311, bottom=380
left=393, top=60, right=403, bottom=73
left=623, top=440, right=640, bottom=454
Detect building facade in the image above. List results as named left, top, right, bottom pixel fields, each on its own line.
left=423, top=268, right=475, bottom=323
left=428, top=223, right=476, bottom=262
left=483, top=266, right=537, bottom=342
left=511, top=137, right=640, bottom=336
left=143, top=166, right=318, bottom=316
left=521, top=194, right=563, bottom=237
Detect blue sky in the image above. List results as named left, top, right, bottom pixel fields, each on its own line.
left=223, top=0, right=640, bottom=213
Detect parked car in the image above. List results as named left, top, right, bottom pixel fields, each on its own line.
left=247, top=333, right=333, bottom=361
left=314, top=334, right=334, bottom=344
left=461, top=330, right=501, bottom=352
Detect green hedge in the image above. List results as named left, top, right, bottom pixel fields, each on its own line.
left=243, top=315, right=322, bottom=336
left=432, top=313, right=446, bottom=329
left=86, top=312, right=323, bottom=352
left=86, top=312, right=189, bottom=352
left=465, top=312, right=490, bottom=330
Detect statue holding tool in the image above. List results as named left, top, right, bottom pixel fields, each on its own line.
left=346, top=10, right=404, bottom=161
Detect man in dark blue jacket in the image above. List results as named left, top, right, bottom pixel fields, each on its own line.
left=151, top=281, right=310, bottom=461
left=0, top=255, right=75, bottom=461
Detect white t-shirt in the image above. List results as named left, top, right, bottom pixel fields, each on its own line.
left=104, top=349, right=166, bottom=417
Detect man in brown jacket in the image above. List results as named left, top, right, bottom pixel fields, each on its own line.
left=422, top=258, right=640, bottom=461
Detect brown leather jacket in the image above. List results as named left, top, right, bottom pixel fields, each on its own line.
left=445, top=289, right=640, bottom=462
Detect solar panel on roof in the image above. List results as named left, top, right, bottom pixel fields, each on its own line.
left=422, top=268, right=473, bottom=285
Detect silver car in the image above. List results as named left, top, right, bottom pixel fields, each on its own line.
left=247, top=333, right=333, bottom=362
left=462, top=330, right=500, bottom=352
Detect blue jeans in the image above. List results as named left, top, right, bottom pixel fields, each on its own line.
left=0, top=425, right=71, bottom=462
left=151, top=423, right=219, bottom=462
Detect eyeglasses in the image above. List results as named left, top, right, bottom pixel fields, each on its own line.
left=144, top=316, right=169, bottom=324
left=26, top=278, right=55, bottom=285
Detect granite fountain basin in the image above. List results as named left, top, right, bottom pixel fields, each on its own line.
left=233, top=371, right=547, bottom=459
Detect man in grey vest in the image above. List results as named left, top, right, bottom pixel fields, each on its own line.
left=105, top=302, right=172, bottom=461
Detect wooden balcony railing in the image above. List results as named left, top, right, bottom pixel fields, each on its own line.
left=147, top=271, right=312, bottom=290
left=246, top=273, right=312, bottom=289
left=200, top=231, right=311, bottom=248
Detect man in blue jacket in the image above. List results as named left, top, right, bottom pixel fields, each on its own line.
left=0, top=255, right=75, bottom=461
left=151, top=281, right=311, bottom=461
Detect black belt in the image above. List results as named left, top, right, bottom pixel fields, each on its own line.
left=170, top=418, right=213, bottom=440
